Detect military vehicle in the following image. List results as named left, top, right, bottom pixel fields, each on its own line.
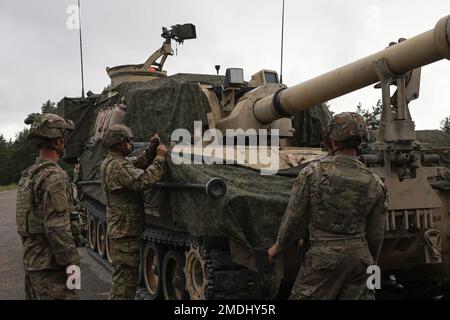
left=57, top=16, right=450, bottom=299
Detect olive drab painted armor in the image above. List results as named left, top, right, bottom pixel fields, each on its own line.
left=16, top=162, right=57, bottom=236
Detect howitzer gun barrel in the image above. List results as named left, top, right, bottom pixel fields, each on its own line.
left=254, top=15, right=450, bottom=124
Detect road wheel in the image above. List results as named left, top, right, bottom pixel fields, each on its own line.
left=96, top=222, right=107, bottom=258
left=88, top=215, right=97, bottom=251
left=162, top=250, right=189, bottom=300
left=105, top=233, right=113, bottom=264
left=143, top=242, right=165, bottom=299
left=185, top=246, right=207, bottom=300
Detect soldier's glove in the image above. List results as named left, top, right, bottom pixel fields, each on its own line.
left=147, top=134, right=160, bottom=160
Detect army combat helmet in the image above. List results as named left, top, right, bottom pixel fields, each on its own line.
left=26, top=113, right=74, bottom=140
left=322, top=112, right=368, bottom=143
left=102, top=124, right=134, bottom=147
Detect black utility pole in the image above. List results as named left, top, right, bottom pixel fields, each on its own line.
left=78, top=0, right=85, bottom=98
left=280, top=0, right=285, bottom=84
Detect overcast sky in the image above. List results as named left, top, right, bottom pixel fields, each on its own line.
left=1, top=0, right=450, bottom=140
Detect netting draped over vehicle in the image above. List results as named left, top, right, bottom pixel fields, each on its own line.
left=56, top=73, right=334, bottom=255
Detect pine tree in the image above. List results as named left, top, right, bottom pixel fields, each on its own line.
left=0, top=134, right=9, bottom=185
left=41, top=99, right=56, bottom=114
left=356, top=99, right=382, bottom=130
left=440, top=117, right=450, bottom=134
left=7, top=129, right=37, bottom=184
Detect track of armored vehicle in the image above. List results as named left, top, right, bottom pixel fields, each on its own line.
left=82, top=198, right=263, bottom=300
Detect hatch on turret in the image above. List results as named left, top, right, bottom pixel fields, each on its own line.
left=107, top=23, right=197, bottom=89
left=106, top=64, right=166, bottom=88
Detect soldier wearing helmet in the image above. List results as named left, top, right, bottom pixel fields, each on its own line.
left=16, top=113, right=81, bottom=300
left=100, top=124, right=168, bottom=300
left=268, top=112, right=387, bottom=300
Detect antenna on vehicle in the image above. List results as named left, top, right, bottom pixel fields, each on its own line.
left=78, top=0, right=85, bottom=98
left=280, top=0, right=285, bottom=84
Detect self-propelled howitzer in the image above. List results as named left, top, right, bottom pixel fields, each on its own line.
left=61, top=15, right=450, bottom=300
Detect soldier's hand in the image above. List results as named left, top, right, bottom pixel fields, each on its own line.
left=157, top=144, right=168, bottom=157
left=148, top=134, right=160, bottom=151
left=146, top=134, right=160, bottom=157
left=268, top=244, right=279, bottom=264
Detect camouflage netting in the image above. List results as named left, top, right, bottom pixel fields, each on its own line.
left=292, top=103, right=332, bottom=147
left=59, top=73, right=331, bottom=155
left=148, top=159, right=298, bottom=250
left=57, top=97, right=95, bottom=161
left=416, top=130, right=450, bottom=148
left=368, top=129, right=450, bottom=148
left=57, top=73, right=332, bottom=255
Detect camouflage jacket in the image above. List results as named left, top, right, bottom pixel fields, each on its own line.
left=16, top=159, right=80, bottom=272
left=276, top=155, right=388, bottom=262
left=101, top=150, right=166, bottom=239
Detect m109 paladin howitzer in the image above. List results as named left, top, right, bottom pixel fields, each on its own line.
left=61, top=15, right=450, bottom=300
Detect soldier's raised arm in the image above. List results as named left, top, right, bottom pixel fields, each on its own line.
left=42, top=172, right=80, bottom=268
left=114, top=145, right=167, bottom=192
left=366, top=176, right=388, bottom=263
left=275, top=163, right=314, bottom=252
left=129, top=135, right=161, bottom=169
left=127, top=150, right=151, bottom=169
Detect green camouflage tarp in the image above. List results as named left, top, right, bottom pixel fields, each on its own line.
left=57, top=73, right=332, bottom=254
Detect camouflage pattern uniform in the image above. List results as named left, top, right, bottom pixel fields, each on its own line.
left=16, top=113, right=80, bottom=300
left=100, top=125, right=166, bottom=300
left=275, top=112, right=388, bottom=300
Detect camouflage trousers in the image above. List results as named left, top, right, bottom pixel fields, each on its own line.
left=290, top=241, right=375, bottom=300
left=25, top=269, right=79, bottom=300
left=109, top=237, right=141, bottom=300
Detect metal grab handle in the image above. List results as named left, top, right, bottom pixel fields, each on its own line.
left=154, top=178, right=227, bottom=200
left=78, top=178, right=227, bottom=200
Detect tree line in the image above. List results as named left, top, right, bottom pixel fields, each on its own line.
left=356, top=99, right=450, bottom=133
left=0, top=100, right=73, bottom=186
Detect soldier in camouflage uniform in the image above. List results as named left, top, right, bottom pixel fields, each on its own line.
left=16, top=113, right=81, bottom=300
left=268, top=112, right=388, bottom=300
left=100, top=124, right=167, bottom=300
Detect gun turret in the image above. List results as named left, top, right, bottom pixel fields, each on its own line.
left=214, top=15, right=450, bottom=136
